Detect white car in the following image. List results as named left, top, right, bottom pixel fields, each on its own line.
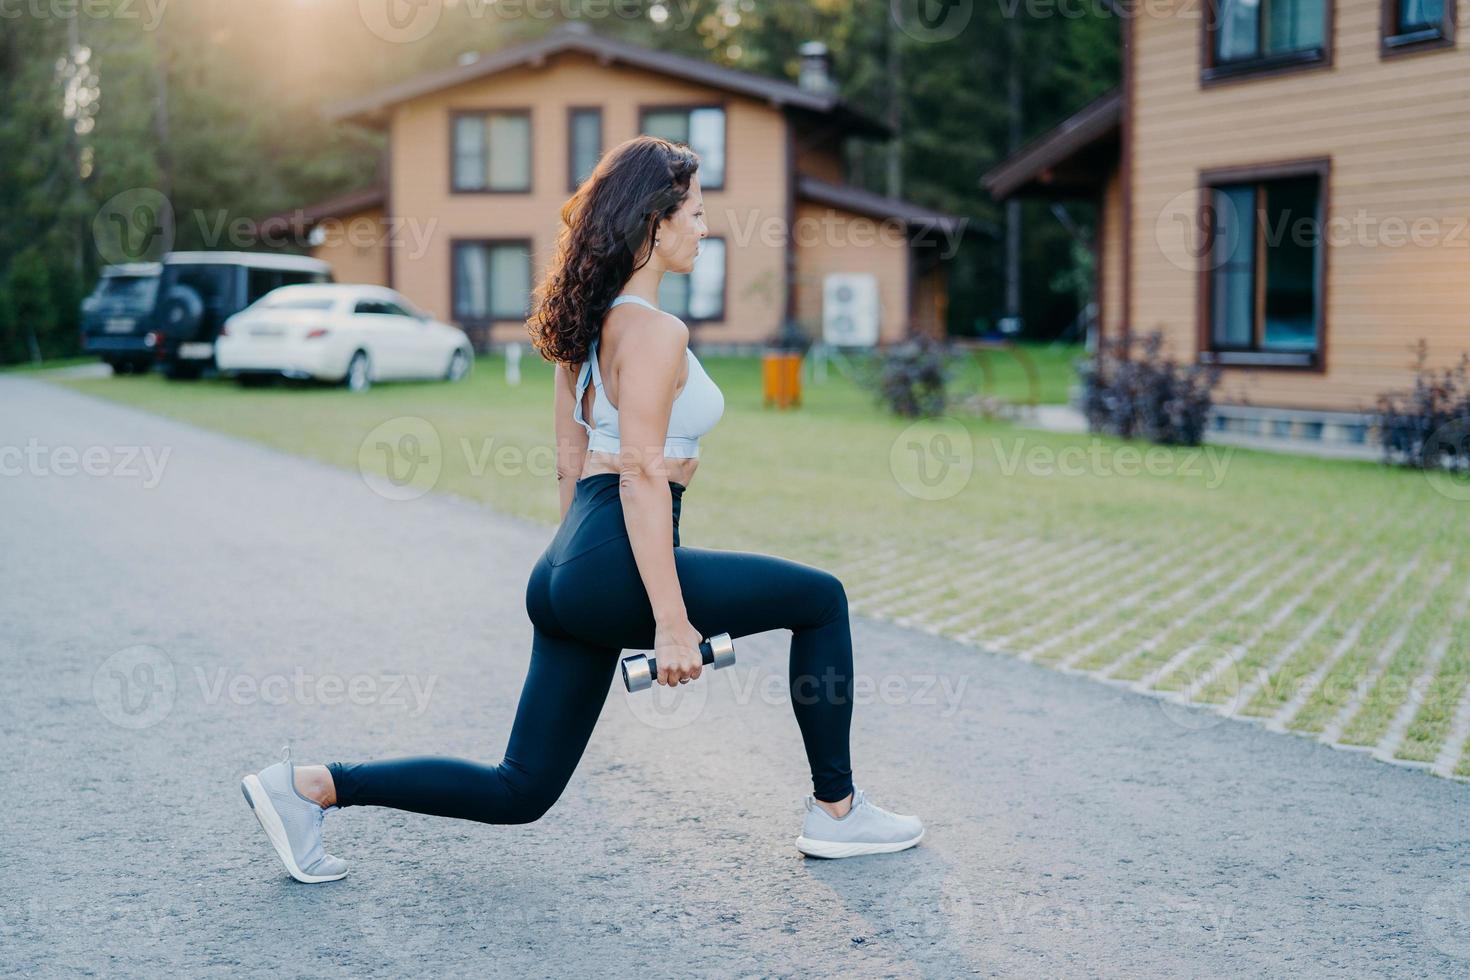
left=215, top=284, right=474, bottom=391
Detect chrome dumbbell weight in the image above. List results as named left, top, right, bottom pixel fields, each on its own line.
left=620, top=632, right=735, bottom=693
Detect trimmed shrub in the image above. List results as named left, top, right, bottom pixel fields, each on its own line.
left=0, top=247, right=85, bottom=365
left=868, top=334, right=953, bottom=419
left=764, top=318, right=813, bottom=355
left=1375, top=340, right=1470, bottom=470
left=1079, top=331, right=1221, bottom=446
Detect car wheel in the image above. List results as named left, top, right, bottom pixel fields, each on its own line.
left=159, top=285, right=205, bottom=342
left=446, top=349, right=471, bottom=382
left=344, top=350, right=371, bottom=392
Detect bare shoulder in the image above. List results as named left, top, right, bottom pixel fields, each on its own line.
left=607, top=298, right=688, bottom=332
left=607, top=302, right=689, bottom=354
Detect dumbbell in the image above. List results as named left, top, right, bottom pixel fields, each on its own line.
left=621, top=632, right=735, bottom=692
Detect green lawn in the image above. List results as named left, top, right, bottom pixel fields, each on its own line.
left=943, top=342, right=1082, bottom=406
left=45, top=349, right=1470, bottom=780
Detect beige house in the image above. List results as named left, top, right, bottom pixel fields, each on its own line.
left=276, top=26, right=964, bottom=354
left=985, top=0, right=1470, bottom=441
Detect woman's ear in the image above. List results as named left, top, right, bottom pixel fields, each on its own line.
left=647, top=217, right=669, bottom=266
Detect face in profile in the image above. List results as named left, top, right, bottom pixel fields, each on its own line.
left=654, top=174, right=709, bottom=276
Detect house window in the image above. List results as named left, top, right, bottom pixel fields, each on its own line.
left=1204, top=0, right=1329, bottom=80
left=1382, top=0, right=1456, bottom=53
left=658, top=237, right=726, bottom=321
left=1202, top=164, right=1327, bottom=368
left=568, top=108, right=603, bottom=191
left=640, top=106, right=726, bottom=190
left=453, top=241, right=532, bottom=322
left=354, top=299, right=414, bottom=318
left=452, top=110, right=532, bottom=193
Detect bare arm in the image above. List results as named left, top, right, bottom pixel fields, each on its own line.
left=553, top=361, right=589, bottom=521
left=611, top=316, right=688, bottom=625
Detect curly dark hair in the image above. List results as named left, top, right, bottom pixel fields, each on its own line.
left=527, top=135, right=701, bottom=367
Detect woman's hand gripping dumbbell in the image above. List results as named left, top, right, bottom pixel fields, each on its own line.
left=621, top=631, right=736, bottom=692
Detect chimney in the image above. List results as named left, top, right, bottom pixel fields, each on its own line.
left=797, top=41, right=835, bottom=96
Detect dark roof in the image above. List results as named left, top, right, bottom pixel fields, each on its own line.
left=326, top=25, right=889, bottom=138
left=796, top=176, right=970, bottom=236
left=981, top=89, right=1122, bottom=199
left=269, top=177, right=970, bottom=238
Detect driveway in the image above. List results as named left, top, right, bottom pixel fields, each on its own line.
left=2, top=374, right=1467, bottom=977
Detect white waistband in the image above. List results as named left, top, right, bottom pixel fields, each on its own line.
left=587, top=430, right=699, bottom=459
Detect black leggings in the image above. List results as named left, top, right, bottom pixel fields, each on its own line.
left=327, top=472, right=856, bottom=824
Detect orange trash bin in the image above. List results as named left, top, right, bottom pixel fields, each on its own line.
left=762, top=351, right=803, bottom=408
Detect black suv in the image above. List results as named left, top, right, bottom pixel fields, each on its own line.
left=144, top=252, right=334, bottom=379
left=79, top=263, right=163, bottom=374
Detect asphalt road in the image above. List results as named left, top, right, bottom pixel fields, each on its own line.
left=3, top=374, right=1469, bottom=979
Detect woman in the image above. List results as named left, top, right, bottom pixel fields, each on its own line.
left=240, top=136, right=924, bottom=883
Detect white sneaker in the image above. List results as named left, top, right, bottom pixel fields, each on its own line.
left=795, top=788, right=925, bottom=859
left=240, top=745, right=348, bottom=883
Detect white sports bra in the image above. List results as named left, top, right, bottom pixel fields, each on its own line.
left=572, top=294, right=725, bottom=459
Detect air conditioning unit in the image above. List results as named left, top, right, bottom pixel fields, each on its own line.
left=822, top=273, right=880, bottom=348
